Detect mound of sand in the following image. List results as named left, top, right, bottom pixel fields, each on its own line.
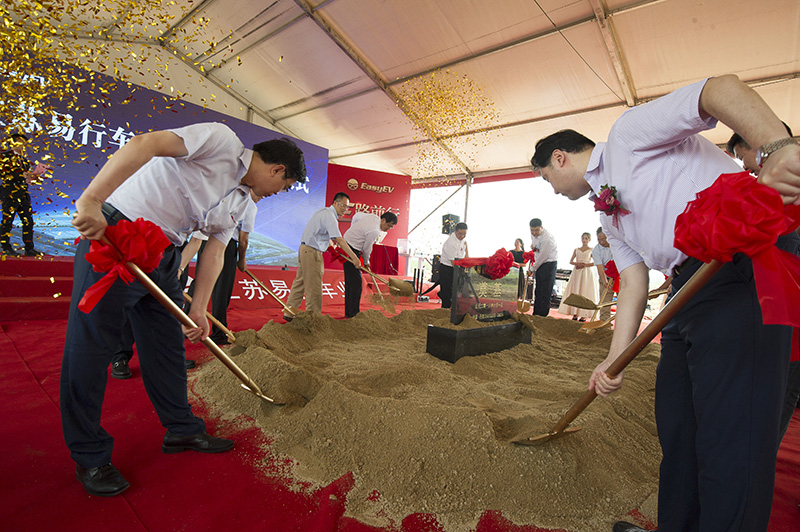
left=192, top=309, right=661, bottom=531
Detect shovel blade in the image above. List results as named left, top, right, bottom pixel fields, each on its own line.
left=511, top=426, right=582, bottom=446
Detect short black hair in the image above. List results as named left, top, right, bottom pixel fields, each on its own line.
left=381, top=211, right=398, bottom=224
left=596, top=226, right=604, bottom=235
left=727, top=122, right=793, bottom=155
left=333, top=192, right=350, bottom=203
left=9, top=133, right=28, bottom=142
left=531, top=129, right=595, bottom=169
left=529, top=218, right=542, bottom=228
left=252, top=138, right=307, bottom=183
left=454, top=222, right=468, bottom=231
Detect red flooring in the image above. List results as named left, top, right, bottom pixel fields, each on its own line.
left=1, top=268, right=797, bottom=530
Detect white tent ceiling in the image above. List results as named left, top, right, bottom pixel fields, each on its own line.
left=77, top=0, right=800, bottom=182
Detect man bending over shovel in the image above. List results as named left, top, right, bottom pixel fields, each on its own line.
left=530, top=75, right=800, bottom=532
left=63, top=123, right=306, bottom=497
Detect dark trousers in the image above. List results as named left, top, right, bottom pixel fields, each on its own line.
left=439, top=264, right=454, bottom=308
left=533, top=261, right=557, bottom=317
left=343, top=249, right=362, bottom=318
left=61, top=232, right=205, bottom=468
left=0, top=187, right=34, bottom=250
left=656, top=255, right=791, bottom=532
left=185, top=238, right=237, bottom=338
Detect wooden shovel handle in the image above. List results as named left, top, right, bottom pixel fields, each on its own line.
left=542, top=260, right=722, bottom=438
left=242, top=268, right=296, bottom=316
left=182, top=292, right=236, bottom=344
left=98, top=236, right=272, bottom=401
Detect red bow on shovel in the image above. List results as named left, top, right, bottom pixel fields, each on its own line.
left=77, top=218, right=278, bottom=404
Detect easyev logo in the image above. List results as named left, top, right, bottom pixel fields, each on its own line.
left=359, top=182, right=394, bottom=194
left=346, top=178, right=359, bottom=191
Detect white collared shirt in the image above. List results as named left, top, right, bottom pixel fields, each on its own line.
left=583, top=79, right=741, bottom=275
left=300, top=205, right=341, bottom=252
left=440, top=232, right=467, bottom=266
left=107, top=122, right=252, bottom=245
left=530, top=227, right=558, bottom=270
left=592, top=244, right=613, bottom=267
left=344, top=212, right=382, bottom=263
left=191, top=196, right=257, bottom=244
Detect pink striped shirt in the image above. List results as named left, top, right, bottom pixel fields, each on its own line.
left=584, top=79, right=741, bottom=275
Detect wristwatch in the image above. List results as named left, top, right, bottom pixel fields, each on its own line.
left=756, top=137, right=798, bottom=167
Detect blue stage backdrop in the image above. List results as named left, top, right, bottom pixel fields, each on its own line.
left=8, top=69, right=328, bottom=266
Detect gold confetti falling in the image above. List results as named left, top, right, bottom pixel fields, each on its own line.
left=396, top=69, right=502, bottom=181
left=53, top=292, right=62, bottom=298
left=1, top=1, right=234, bottom=216
left=1, top=0, right=233, bottom=135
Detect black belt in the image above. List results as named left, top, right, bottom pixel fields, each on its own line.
left=101, top=202, right=130, bottom=224
left=673, top=257, right=701, bottom=278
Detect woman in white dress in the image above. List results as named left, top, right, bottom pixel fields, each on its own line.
left=558, top=232, right=597, bottom=321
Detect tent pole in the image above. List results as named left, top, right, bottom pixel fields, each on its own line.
left=408, top=182, right=466, bottom=235
left=463, top=175, right=472, bottom=223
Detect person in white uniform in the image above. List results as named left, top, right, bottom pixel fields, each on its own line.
left=591, top=226, right=614, bottom=321
left=530, top=75, right=800, bottom=532
left=284, top=192, right=359, bottom=319
left=528, top=218, right=558, bottom=316
left=342, top=211, right=397, bottom=317
left=439, top=222, right=468, bottom=308
left=63, top=122, right=305, bottom=497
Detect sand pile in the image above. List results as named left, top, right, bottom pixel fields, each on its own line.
left=192, top=309, right=661, bottom=531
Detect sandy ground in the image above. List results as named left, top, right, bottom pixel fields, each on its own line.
left=192, top=309, right=661, bottom=531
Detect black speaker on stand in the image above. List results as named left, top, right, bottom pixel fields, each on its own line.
left=442, top=214, right=460, bottom=235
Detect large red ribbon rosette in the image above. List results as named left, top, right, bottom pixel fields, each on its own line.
left=604, top=259, right=620, bottom=293
left=77, top=218, right=171, bottom=313
left=454, top=249, right=515, bottom=280
left=673, top=171, right=800, bottom=328
left=521, top=250, right=536, bottom=265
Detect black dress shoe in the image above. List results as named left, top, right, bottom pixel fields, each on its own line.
left=613, top=522, right=650, bottom=532
left=24, top=248, right=43, bottom=257
left=185, top=359, right=196, bottom=369
left=162, top=430, right=234, bottom=454
left=2, top=246, right=19, bottom=257
left=75, top=463, right=130, bottom=497
left=111, top=359, right=132, bottom=379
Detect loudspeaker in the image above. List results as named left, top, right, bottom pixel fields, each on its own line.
left=442, top=214, right=460, bottom=234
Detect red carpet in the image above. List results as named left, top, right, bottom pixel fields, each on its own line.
left=1, top=258, right=798, bottom=531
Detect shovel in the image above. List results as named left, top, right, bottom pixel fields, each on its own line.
left=563, top=288, right=669, bottom=311
left=513, top=260, right=722, bottom=446
left=516, top=269, right=534, bottom=313
left=100, top=237, right=278, bottom=404
left=182, top=292, right=236, bottom=344
left=330, top=245, right=414, bottom=297
left=362, top=265, right=414, bottom=296
left=242, top=268, right=298, bottom=317
left=587, top=281, right=612, bottom=323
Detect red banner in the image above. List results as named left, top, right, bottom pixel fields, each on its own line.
left=326, top=163, right=411, bottom=248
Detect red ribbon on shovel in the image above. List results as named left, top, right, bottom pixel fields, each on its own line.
left=77, top=218, right=171, bottom=313
left=674, top=171, right=800, bottom=329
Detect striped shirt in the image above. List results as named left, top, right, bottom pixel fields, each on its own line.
left=583, top=79, right=741, bottom=275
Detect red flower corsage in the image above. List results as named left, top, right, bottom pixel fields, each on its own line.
left=593, top=185, right=631, bottom=228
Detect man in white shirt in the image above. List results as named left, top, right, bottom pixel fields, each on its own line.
left=439, top=222, right=468, bottom=308
left=528, top=218, right=558, bottom=316
left=284, top=192, right=359, bottom=319
left=342, top=211, right=398, bottom=317
left=65, top=123, right=305, bottom=498
left=591, top=226, right=614, bottom=321
left=189, top=196, right=258, bottom=344
left=531, top=75, right=800, bottom=532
